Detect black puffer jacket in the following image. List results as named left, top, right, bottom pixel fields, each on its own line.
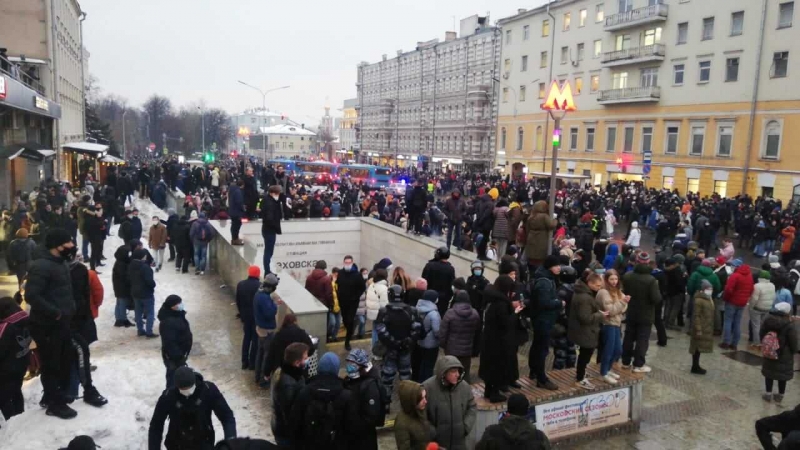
left=128, top=258, right=156, bottom=299
left=170, top=218, right=192, bottom=253
left=421, top=259, right=455, bottom=316
left=622, top=264, right=662, bottom=325
left=474, top=194, right=495, bottom=231
left=271, top=363, right=306, bottom=443
left=760, top=311, right=799, bottom=382
left=263, top=324, right=315, bottom=377
left=112, top=245, right=131, bottom=299
left=158, top=305, right=193, bottom=364
left=25, top=253, right=75, bottom=325
left=235, top=276, right=260, bottom=325
left=476, top=415, right=552, bottom=450
left=69, top=261, right=97, bottom=343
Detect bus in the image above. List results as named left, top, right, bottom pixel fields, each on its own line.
left=339, top=164, right=392, bottom=189
left=295, top=161, right=338, bottom=183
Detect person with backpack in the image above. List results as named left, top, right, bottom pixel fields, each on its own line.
left=0, top=296, right=31, bottom=421
left=422, top=355, right=477, bottom=450
left=149, top=366, right=237, bottom=450
left=343, top=349, right=389, bottom=450
left=289, top=352, right=354, bottom=450
left=6, top=228, right=36, bottom=287
left=689, top=280, right=715, bottom=375
left=760, top=302, right=798, bottom=404
left=271, top=342, right=309, bottom=448
left=189, top=211, right=215, bottom=275
left=475, top=394, right=552, bottom=450
left=376, top=284, right=422, bottom=397
left=412, top=290, right=441, bottom=382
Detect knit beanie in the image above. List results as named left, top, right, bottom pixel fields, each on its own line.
left=45, top=228, right=72, bottom=249
left=507, top=393, right=530, bottom=416
left=65, top=435, right=99, bottom=450
left=453, top=277, right=467, bottom=291
left=700, top=279, right=713, bottom=290
left=248, top=265, right=261, bottom=278
left=544, top=255, right=560, bottom=269
left=636, top=252, right=651, bottom=264
left=422, top=290, right=439, bottom=303
left=318, top=352, right=340, bottom=376
left=759, top=270, right=771, bottom=280
left=163, top=295, right=182, bottom=309
left=174, top=366, right=196, bottom=389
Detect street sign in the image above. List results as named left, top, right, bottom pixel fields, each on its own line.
left=149, top=143, right=156, bottom=150
left=643, top=150, right=652, bottom=164
left=643, top=165, right=651, bottom=175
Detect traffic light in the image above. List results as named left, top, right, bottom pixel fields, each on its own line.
left=203, top=152, right=215, bottom=163
left=230, top=150, right=238, bottom=158
left=552, top=129, right=561, bottom=147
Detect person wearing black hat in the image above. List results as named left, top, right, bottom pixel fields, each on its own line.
left=149, top=366, right=237, bottom=450
left=158, top=295, right=193, bottom=389
left=25, top=228, right=80, bottom=419
left=621, top=252, right=662, bottom=373
left=527, top=255, right=563, bottom=391
left=479, top=275, right=518, bottom=403
left=422, top=246, right=455, bottom=317
left=58, top=435, right=100, bottom=450
left=475, top=394, right=552, bottom=450
left=129, top=248, right=158, bottom=338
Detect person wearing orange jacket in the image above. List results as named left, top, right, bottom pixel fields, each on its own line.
left=87, top=269, right=104, bottom=320
left=780, top=223, right=796, bottom=267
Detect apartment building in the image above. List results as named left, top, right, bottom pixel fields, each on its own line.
left=339, top=97, right=358, bottom=156
left=498, top=0, right=800, bottom=202
left=356, top=15, right=500, bottom=170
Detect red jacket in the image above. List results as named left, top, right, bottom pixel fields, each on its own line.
left=88, top=269, right=104, bottom=319
left=724, top=265, right=755, bottom=307
left=304, top=269, right=333, bottom=309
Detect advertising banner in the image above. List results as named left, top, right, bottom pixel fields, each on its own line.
left=535, top=387, right=630, bottom=439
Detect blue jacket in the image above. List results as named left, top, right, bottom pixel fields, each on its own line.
left=254, top=290, right=278, bottom=330
left=228, top=185, right=245, bottom=219
left=776, top=288, right=794, bottom=308
left=189, top=218, right=216, bottom=245
left=603, top=244, right=619, bottom=270
left=416, top=299, right=441, bottom=349
left=152, top=182, right=167, bottom=209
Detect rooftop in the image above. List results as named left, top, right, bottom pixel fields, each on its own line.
left=258, top=124, right=316, bottom=136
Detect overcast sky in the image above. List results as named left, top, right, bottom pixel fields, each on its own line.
left=81, top=0, right=548, bottom=123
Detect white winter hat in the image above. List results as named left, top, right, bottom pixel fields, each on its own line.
left=631, top=221, right=639, bottom=228
left=774, top=302, right=792, bottom=314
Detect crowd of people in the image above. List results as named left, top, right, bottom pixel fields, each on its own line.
left=5, top=152, right=800, bottom=449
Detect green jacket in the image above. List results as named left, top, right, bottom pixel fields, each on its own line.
left=422, top=356, right=477, bottom=450
left=687, top=265, right=721, bottom=297
left=394, top=380, right=435, bottom=450
left=622, top=264, right=662, bottom=325
left=567, top=280, right=605, bottom=349
left=690, top=292, right=715, bottom=354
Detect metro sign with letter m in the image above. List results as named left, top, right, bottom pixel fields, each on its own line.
left=541, top=81, right=577, bottom=112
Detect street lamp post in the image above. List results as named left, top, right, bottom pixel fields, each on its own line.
left=121, top=109, right=128, bottom=159
left=197, top=106, right=205, bottom=155
left=237, top=81, right=290, bottom=158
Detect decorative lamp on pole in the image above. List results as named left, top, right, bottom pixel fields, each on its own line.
left=540, top=80, right=577, bottom=252
left=236, top=81, right=290, bottom=157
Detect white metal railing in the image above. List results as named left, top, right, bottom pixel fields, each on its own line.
left=602, top=44, right=665, bottom=64
left=598, top=86, right=661, bottom=102
left=605, top=3, right=669, bottom=28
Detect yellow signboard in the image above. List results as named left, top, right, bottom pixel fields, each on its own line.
left=540, top=81, right=577, bottom=112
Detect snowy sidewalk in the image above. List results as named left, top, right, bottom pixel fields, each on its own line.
left=1, top=198, right=272, bottom=449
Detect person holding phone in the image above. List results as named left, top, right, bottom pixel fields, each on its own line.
left=567, top=272, right=609, bottom=390
left=597, top=269, right=629, bottom=385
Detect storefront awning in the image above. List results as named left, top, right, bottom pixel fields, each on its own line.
left=62, top=142, right=109, bottom=155
left=101, top=154, right=126, bottom=164
left=1, top=143, right=55, bottom=161
left=529, top=171, right=591, bottom=180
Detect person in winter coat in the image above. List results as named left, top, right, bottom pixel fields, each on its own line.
left=171, top=216, right=192, bottom=273
left=165, top=208, right=179, bottom=261
left=261, top=186, right=284, bottom=274
left=158, top=295, right=193, bottom=389
left=337, top=255, right=366, bottom=351
left=254, top=274, right=281, bottom=387
left=356, top=268, right=370, bottom=337
left=376, top=285, right=423, bottom=396
left=473, top=193, right=495, bottom=260
left=492, top=199, right=510, bottom=260
left=366, top=268, right=390, bottom=346
left=84, top=205, right=106, bottom=271
left=621, top=252, right=662, bottom=373
left=568, top=274, right=608, bottom=390
left=129, top=209, right=143, bottom=241
left=343, top=348, right=389, bottom=450
left=412, top=290, right=441, bottom=382
left=228, top=180, right=246, bottom=245
left=236, top=265, right=261, bottom=370
left=760, top=302, right=798, bottom=403
left=305, top=261, right=335, bottom=339
left=524, top=200, right=557, bottom=268
left=189, top=212, right=216, bottom=275
left=422, top=356, right=477, bottom=450
left=289, top=352, right=354, bottom=450
left=687, top=259, right=722, bottom=297
left=476, top=393, right=552, bottom=450
left=271, top=342, right=309, bottom=448
left=626, top=221, right=641, bottom=248
left=149, top=215, right=168, bottom=271
left=756, top=402, right=800, bottom=450
left=263, top=313, right=315, bottom=381
left=6, top=228, right=37, bottom=286
left=750, top=271, right=777, bottom=350
left=129, top=248, right=157, bottom=337
left=480, top=275, right=518, bottom=402
left=443, top=189, right=467, bottom=251
left=394, top=380, right=435, bottom=450
left=528, top=256, right=563, bottom=391
left=507, top=197, right=524, bottom=246
left=598, top=270, right=629, bottom=384
left=689, top=279, right=715, bottom=375
left=439, top=291, right=480, bottom=381
left=721, top=259, right=755, bottom=350
left=0, top=296, right=31, bottom=420
left=603, top=243, right=620, bottom=271
left=111, top=245, right=134, bottom=327
left=421, top=246, right=456, bottom=317
left=149, top=366, right=236, bottom=450
left=781, top=224, right=796, bottom=267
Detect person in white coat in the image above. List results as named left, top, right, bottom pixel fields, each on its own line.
left=626, top=221, right=641, bottom=249
left=366, top=268, right=390, bottom=349
left=749, top=271, right=776, bottom=350
left=605, top=208, right=617, bottom=238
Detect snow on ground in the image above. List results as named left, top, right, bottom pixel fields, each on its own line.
left=0, top=197, right=272, bottom=450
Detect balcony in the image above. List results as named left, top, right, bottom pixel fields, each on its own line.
left=597, top=86, right=660, bottom=105
left=601, top=44, right=665, bottom=67
left=604, top=3, right=668, bottom=31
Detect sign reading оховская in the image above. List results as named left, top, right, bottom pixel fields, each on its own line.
left=535, top=387, right=630, bottom=439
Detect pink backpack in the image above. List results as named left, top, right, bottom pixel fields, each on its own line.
left=762, top=331, right=781, bottom=360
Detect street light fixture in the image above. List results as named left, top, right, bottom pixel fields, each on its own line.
left=237, top=82, right=290, bottom=159
left=197, top=106, right=205, bottom=155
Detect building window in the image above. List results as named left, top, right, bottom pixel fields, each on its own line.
left=542, top=19, right=550, bottom=37
left=714, top=181, right=728, bottom=197
left=643, top=27, right=662, bottom=46
left=517, top=127, right=524, bottom=151
left=690, top=126, right=706, bottom=155
left=666, top=125, right=679, bottom=154
left=615, top=34, right=631, bottom=51
left=521, top=55, right=528, bottom=71
left=619, top=0, right=632, bottom=13
left=591, top=75, right=600, bottom=92
left=519, top=86, right=526, bottom=102
left=596, top=4, right=605, bottom=22
left=731, top=11, right=744, bottom=36
left=580, top=9, right=588, bottom=27
left=763, top=120, right=782, bottom=159
left=561, top=46, right=569, bottom=64
left=702, top=17, right=715, bottom=40
left=539, top=82, right=546, bottom=98
left=725, top=58, right=740, bottom=82
left=623, top=126, right=634, bottom=152
left=564, top=12, right=571, bottom=31
left=687, top=178, right=700, bottom=194
left=502, top=87, right=509, bottom=102
left=540, top=51, right=548, bottom=68
left=613, top=72, right=629, bottom=89
left=779, top=2, right=794, bottom=28
left=523, top=25, right=530, bottom=40
left=594, top=40, right=603, bottom=58
left=577, top=43, right=585, bottom=61
left=586, top=127, right=596, bottom=151
left=575, top=77, right=583, bottom=94
left=717, top=125, right=733, bottom=156
left=504, top=58, right=511, bottom=72
left=773, top=52, right=789, bottom=77
left=641, top=126, right=653, bottom=153
left=606, top=126, right=617, bottom=152
left=674, top=64, right=685, bottom=85
left=535, top=126, right=543, bottom=151
left=663, top=176, right=674, bottom=190
left=677, top=22, right=688, bottom=44
left=640, top=68, right=658, bottom=87
left=699, top=61, right=711, bottom=83
left=570, top=127, right=579, bottom=151
left=505, top=30, right=512, bottom=44
left=501, top=127, right=507, bottom=149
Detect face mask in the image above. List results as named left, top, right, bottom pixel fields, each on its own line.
left=703, top=289, right=713, bottom=296
left=153, top=219, right=160, bottom=225
left=343, top=264, right=353, bottom=271
left=472, top=269, right=482, bottom=277
left=346, top=363, right=360, bottom=379
left=302, top=359, right=310, bottom=369
left=179, top=385, right=195, bottom=397
left=271, top=194, right=279, bottom=201
left=175, top=303, right=185, bottom=312
left=59, top=246, right=77, bottom=261
left=362, top=274, right=369, bottom=280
